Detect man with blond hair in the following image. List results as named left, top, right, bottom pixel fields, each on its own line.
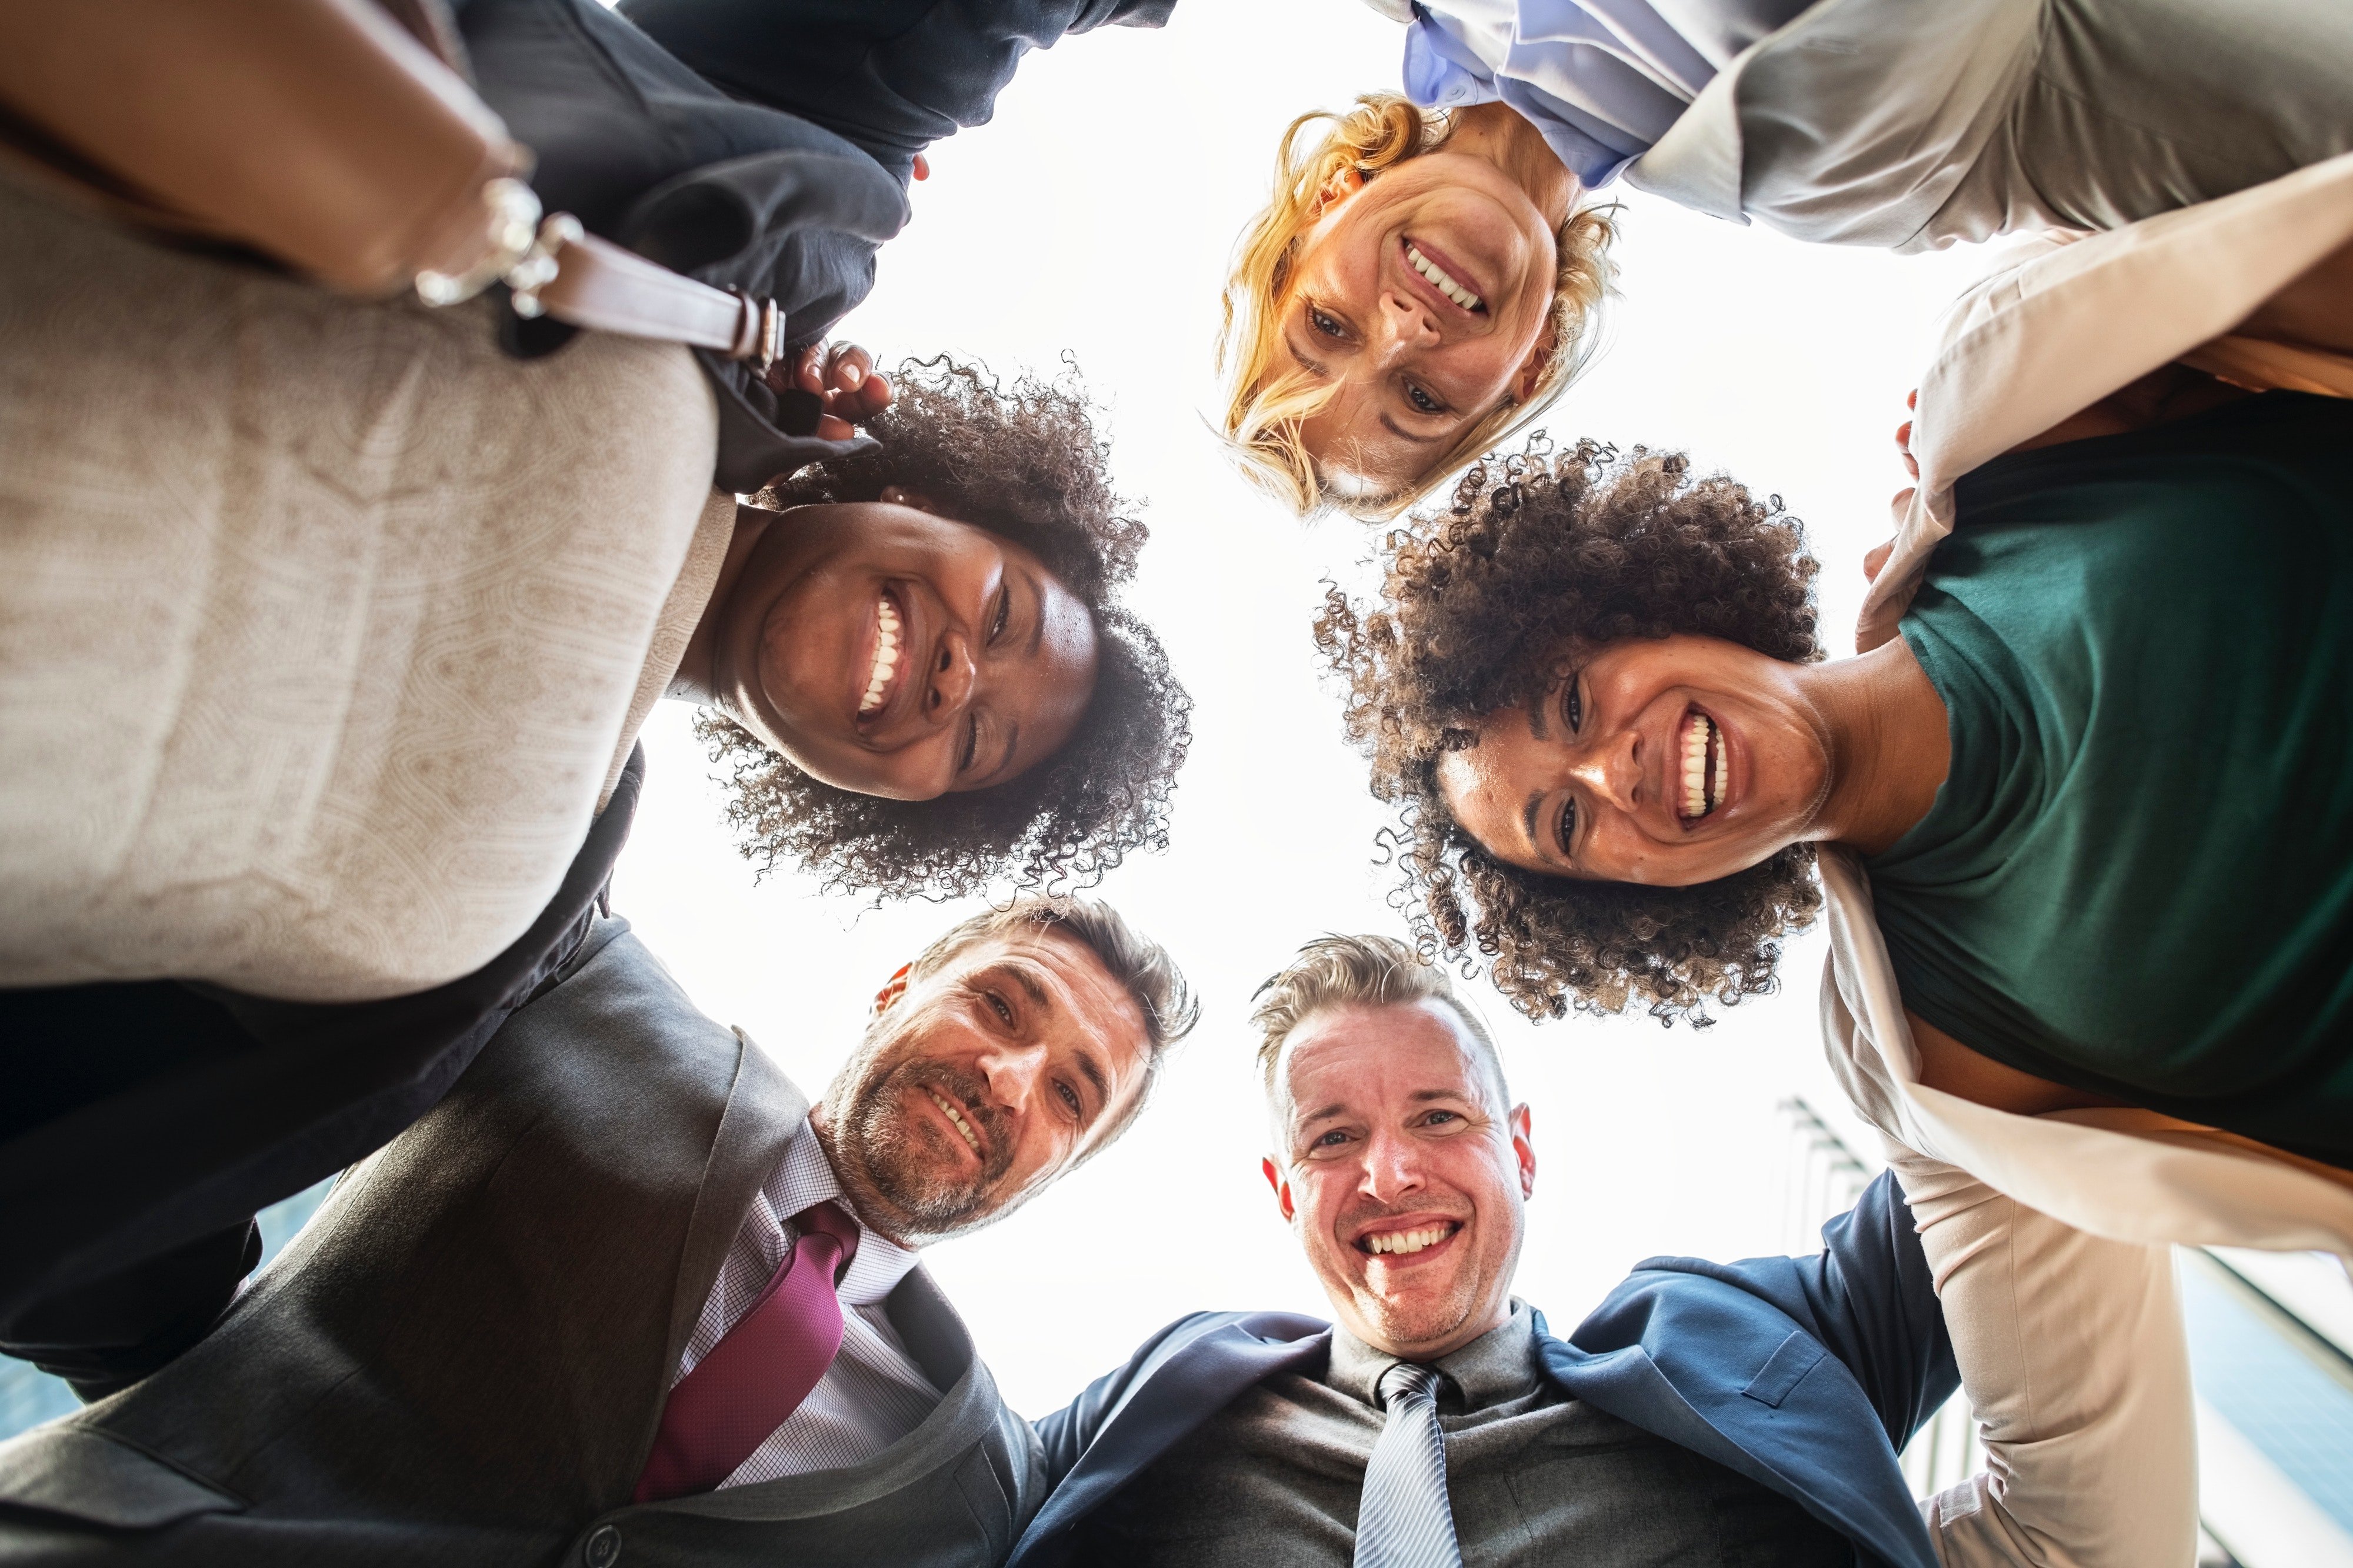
left=1009, top=933, right=2193, bottom=1567
left=0, top=899, right=1194, bottom=1567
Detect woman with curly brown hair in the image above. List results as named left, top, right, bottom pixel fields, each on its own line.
left=1319, top=401, right=2353, bottom=1173
left=681, top=356, right=1190, bottom=901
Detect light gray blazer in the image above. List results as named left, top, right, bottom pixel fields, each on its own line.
left=0, top=918, right=1045, bottom=1567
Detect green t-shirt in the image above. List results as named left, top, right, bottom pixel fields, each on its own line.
left=1867, top=393, right=2353, bottom=1166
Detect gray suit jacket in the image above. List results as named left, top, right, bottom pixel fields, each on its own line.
left=0, top=918, right=1045, bottom=1567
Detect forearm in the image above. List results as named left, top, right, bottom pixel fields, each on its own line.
left=1884, top=1144, right=2196, bottom=1568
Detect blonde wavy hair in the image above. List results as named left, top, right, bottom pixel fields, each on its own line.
left=1219, top=94, right=1616, bottom=520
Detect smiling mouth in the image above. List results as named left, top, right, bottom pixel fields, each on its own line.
left=1357, top=1220, right=1461, bottom=1257
left=1404, top=239, right=1484, bottom=313
left=924, top=1086, right=983, bottom=1159
left=1679, top=708, right=1727, bottom=821
left=857, top=590, right=905, bottom=720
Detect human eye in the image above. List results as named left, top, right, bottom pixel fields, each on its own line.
left=982, top=987, right=1014, bottom=1026
left=1561, top=675, right=1583, bottom=732
left=1055, top=1079, right=1082, bottom=1117
left=1309, top=1127, right=1352, bottom=1150
left=1555, top=795, right=1577, bottom=858
left=1404, top=381, right=1447, bottom=415
left=989, top=584, right=1010, bottom=645
left=959, top=713, right=980, bottom=775
left=1307, top=303, right=1348, bottom=341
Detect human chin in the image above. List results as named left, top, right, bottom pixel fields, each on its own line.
left=840, top=1059, right=1011, bottom=1233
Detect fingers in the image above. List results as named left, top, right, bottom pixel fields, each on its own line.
left=846, top=369, right=892, bottom=422
left=762, top=343, right=892, bottom=438
left=824, top=342, right=874, bottom=393
left=1896, top=419, right=1919, bottom=478
left=913, top=153, right=930, bottom=182
left=1863, top=539, right=1895, bottom=583
left=1907, top=388, right=1918, bottom=411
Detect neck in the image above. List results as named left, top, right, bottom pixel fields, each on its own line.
left=1442, top=102, right=1579, bottom=229
left=670, top=502, right=773, bottom=704
left=1804, top=639, right=1951, bottom=855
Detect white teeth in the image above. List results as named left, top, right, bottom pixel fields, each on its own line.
left=858, top=596, right=901, bottom=717
left=1405, top=243, right=1482, bottom=312
left=926, top=1089, right=981, bottom=1154
left=1681, top=712, right=1720, bottom=820
left=1365, top=1224, right=1452, bottom=1256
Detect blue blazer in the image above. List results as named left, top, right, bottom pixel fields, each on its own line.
left=1014, top=1172, right=1958, bottom=1568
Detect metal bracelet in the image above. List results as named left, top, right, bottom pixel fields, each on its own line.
left=415, top=178, right=544, bottom=307
left=505, top=214, right=585, bottom=319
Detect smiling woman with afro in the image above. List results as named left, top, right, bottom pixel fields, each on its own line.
left=699, top=356, right=1191, bottom=899
left=1315, top=436, right=1824, bottom=1022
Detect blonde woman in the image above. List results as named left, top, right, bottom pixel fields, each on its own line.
left=1220, top=94, right=1617, bottom=518
left=1232, top=0, right=2353, bottom=518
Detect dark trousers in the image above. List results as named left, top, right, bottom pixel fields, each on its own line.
left=0, top=749, right=645, bottom=1396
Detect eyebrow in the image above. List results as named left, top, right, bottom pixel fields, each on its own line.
left=1298, top=1101, right=1347, bottom=1126
left=1378, top=413, right=1443, bottom=446
left=1522, top=791, right=1549, bottom=858
left=1004, top=961, right=1051, bottom=1009
left=1072, top=1048, right=1109, bottom=1119
left=1285, top=339, right=1332, bottom=380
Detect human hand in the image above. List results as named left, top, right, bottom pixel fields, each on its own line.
left=1894, top=388, right=1918, bottom=479
left=765, top=341, right=894, bottom=441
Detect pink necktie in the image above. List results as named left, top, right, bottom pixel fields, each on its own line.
left=634, top=1200, right=862, bottom=1502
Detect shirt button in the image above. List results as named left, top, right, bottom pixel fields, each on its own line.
left=582, top=1524, right=622, bottom=1568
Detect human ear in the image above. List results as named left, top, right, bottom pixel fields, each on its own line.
left=1509, top=318, right=1559, bottom=405
left=872, top=962, right=913, bottom=1016
left=1308, top=165, right=1366, bottom=221
left=1262, top=1156, right=1296, bottom=1222
left=878, top=485, right=943, bottom=515
left=1510, top=1105, right=1535, bottom=1198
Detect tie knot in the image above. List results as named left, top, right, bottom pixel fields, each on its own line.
left=793, top=1200, right=861, bottom=1285
left=1377, top=1361, right=1443, bottom=1412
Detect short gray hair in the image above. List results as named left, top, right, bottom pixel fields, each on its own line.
left=912, top=896, right=1197, bottom=1154
left=1249, top=933, right=1508, bottom=1108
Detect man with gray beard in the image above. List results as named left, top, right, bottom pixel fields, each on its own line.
left=0, top=899, right=1194, bottom=1568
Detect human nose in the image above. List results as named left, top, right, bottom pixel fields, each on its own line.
left=1357, top=1125, right=1426, bottom=1206
left=974, top=1036, right=1047, bottom=1114
left=927, top=630, right=976, bottom=722
left=1565, top=728, right=1639, bottom=813
left=1372, top=289, right=1441, bottom=363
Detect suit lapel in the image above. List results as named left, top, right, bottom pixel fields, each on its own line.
left=1009, top=1317, right=1329, bottom=1566
left=631, top=1026, right=809, bottom=1479
left=1534, top=1316, right=1938, bottom=1568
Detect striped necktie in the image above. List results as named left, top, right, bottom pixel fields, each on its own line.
left=1354, top=1361, right=1463, bottom=1568
left=633, top=1200, right=861, bottom=1501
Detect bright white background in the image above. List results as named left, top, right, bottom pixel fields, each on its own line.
left=612, top=0, right=1997, bottom=1419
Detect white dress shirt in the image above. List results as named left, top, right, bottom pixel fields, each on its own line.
left=672, top=1123, right=944, bottom=1486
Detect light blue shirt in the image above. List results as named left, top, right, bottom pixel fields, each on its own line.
left=1398, top=0, right=1812, bottom=186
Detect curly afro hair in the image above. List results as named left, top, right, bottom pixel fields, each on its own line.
left=696, top=356, right=1191, bottom=899
left=1315, top=438, right=1825, bottom=1023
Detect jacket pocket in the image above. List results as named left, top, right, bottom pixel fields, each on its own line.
left=1739, top=1332, right=1826, bottom=1409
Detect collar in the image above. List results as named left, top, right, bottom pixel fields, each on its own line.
left=766, top=1123, right=924, bottom=1307
left=1325, top=1301, right=1542, bottom=1413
